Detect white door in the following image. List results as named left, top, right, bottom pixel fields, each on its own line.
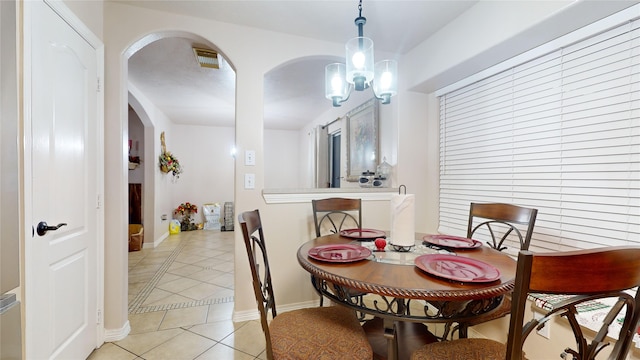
left=24, top=1, right=101, bottom=359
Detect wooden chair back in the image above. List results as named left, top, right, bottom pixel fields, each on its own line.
left=506, top=247, right=640, bottom=360
left=467, top=202, right=538, bottom=251
left=312, top=198, right=362, bottom=237
left=238, top=209, right=276, bottom=359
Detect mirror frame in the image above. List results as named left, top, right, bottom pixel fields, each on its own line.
left=346, top=98, right=379, bottom=182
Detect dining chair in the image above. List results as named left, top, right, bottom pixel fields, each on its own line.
left=311, top=197, right=367, bottom=310
left=312, top=197, right=362, bottom=237
left=238, top=209, right=373, bottom=360
left=411, top=246, right=640, bottom=360
left=448, top=202, right=538, bottom=338
left=467, top=202, right=538, bottom=252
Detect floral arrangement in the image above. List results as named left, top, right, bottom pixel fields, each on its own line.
left=174, top=202, right=198, bottom=231
left=174, top=202, right=198, bottom=216
left=159, top=151, right=182, bottom=178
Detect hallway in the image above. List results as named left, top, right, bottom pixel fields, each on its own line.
left=89, top=230, right=267, bottom=359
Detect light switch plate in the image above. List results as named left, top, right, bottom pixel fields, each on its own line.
left=245, top=150, right=255, bottom=166
left=244, top=173, right=255, bottom=189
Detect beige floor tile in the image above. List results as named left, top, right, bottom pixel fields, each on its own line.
left=181, top=248, right=225, bottom=258
left=205, top=261, right=234, bottom=272
left=137, top=256, right=169, bottom=266
left=159, top=306, right=209, bottom=329
left=114, top=328, right=183, bottom=355
left=167, top=263, right=204, bottom=276
left=187, top=320, right=245, bottom=341
left=194, top=343, right=256, bottom=360
left=155, top=276, right=202, bottom=293
left=140, top=331, right=216, bottom=360
left=145, top=293, right=197, bottom=307
left=129, top=263, right=164, bottom=276
left=218, top=320, right=266, bottom=357
left=141, top=288, right=174, bottom=305
left=215, top=252, right=235, bottom=262
left=206, top=302, right=234, bottom=323
left=87, top=343, right=137, bottom=360
left=181, top=283, right=225, bottom=301
left=156, top=272, right=183, bottom=285
left=128, top=272, right=155, bottom=284
left=207, top=272, right=234, bottom=288
left=128, top=281, right=148, bottom=296
left=203, top=287, right=234, bottom=301
left=186, top=269, right=225, bottom=283
left=174, top=253, right=210, bottom=264
left=128, top=311, right=166, bottom=334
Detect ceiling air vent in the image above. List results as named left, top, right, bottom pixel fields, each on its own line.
left=193, top=47, right=220, bottom=69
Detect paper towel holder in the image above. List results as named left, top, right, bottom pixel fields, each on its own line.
left=399, top=185, right=406, bottom=194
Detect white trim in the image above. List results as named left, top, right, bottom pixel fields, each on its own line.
left=262, top=188, right=399, bottom=204
left=232, top=300, right=320, bottom=322
left=147, top=231, right=169, bottom=248
left=43, top=0, right=101, bottom=49
left=436, top=3, right=640, bottom=97
left=102, top=320, right=131, bottom=343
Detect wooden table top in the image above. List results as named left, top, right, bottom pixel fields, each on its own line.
left=297, top=233, right=517, bottom=301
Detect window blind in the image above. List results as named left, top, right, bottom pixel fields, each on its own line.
left=439, top=15, right=639, bottom=253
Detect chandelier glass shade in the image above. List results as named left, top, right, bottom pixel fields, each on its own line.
left=325, top=0, right=398, bottom=107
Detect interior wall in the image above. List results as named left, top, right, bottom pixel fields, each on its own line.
left=128, top=85, right=172, bottom=249
left=264, top=129, right=299, bottom=189
left=169, top=124, right=235, bottom=224
left=62, top=0, right=103, bottom=40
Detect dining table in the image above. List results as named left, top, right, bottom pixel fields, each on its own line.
left=296, top=231, right=517, bottom=360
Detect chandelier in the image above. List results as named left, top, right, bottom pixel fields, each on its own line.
left=325, top=0, right=398, bottom=107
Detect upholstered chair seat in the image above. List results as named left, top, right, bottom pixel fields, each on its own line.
left=269, top=305, right=372, bottom=359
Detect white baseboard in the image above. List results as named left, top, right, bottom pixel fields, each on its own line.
left=232, top=300, right=320, bottom=322
left=144, top=232, right=169, bottom=249
left=103, top=320, right=130, bottom=342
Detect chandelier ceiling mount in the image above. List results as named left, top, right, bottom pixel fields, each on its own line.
left=325, top=0, right=398, bottom=107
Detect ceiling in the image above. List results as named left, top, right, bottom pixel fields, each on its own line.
left=122, top=0, right=480, bottom=130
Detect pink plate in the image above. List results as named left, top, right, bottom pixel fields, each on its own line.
left=414, top=254, right=500, bottom=283
left=423, top=234, right=482, bottom=249
left=308, top=244, right=372, bottom=263
left=339, top=228, right=386, bottom=240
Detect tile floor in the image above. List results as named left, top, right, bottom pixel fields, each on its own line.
left=88, top=229, right=267, bottom=360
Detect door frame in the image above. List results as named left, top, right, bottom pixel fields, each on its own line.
left=21, top=0, right=105, bottom=352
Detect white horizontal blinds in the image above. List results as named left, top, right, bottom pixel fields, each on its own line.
left=439, top=17, right=640, bottom=253
left=556, top=19, right=640, bottom=249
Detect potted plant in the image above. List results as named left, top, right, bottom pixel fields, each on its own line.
left=174, top=202, right=198, bottom=231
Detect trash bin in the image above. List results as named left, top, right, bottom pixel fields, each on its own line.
left=128, top=224, right=143, bottom=251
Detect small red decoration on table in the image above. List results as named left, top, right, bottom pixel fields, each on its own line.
left=374, top=238, right=387, bottom=251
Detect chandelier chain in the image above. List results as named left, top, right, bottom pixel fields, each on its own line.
left=358, top=0, right=362, bottom=17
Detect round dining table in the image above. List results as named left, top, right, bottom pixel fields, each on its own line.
left=297, top=232, right=517, bottom=360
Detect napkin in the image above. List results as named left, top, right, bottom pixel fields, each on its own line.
left=390, top=193, right=415, bottom=247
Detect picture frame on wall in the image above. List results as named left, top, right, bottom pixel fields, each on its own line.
left=346, top=98, right=379, bottom=182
